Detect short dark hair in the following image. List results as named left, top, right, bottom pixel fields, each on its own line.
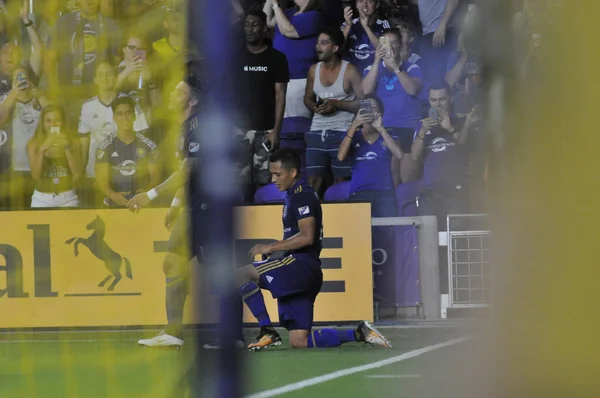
left=319, top=27, right=345, bottom=55
left=429, top=81, right=453, bottom=96
left=246, top=10, right=267, bottom=27
left=269, top=149, right=301, bottom=173
left=111, top=95, right=136, bottom=113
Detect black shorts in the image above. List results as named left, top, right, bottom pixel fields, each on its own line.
left=167, top=210, right=206, bottom=261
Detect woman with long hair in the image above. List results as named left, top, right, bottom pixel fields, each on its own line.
left=338, top=98, right=404, bottom=217
left=26, top=104, right=82, bottom=208
left=362, top=28, right=423, bottom=184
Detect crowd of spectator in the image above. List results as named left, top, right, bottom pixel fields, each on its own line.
left=0, top=0, right=551, bottom=229
left=239, top=0, right=479, bottom=229
left=0, top=0, right=186, bottom=210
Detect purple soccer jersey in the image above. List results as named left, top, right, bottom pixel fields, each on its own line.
left=363, top=61, right=423, bottom=129
left=341, top=18, right=390, bottom=73
left=273, top=9, right=322, bottom=79
left=349, top=132, right=395, bottom=193
left=415, top=117, right=468, bottom=190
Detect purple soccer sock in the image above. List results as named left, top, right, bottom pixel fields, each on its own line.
left=240, top=281, right=272, bottom=327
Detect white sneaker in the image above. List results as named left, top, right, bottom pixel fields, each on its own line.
left=138, top=332, right=184, bottom=348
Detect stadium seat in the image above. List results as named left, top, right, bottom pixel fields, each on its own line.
left=279, top=131, right=306, bottom=150
left=396, top=181, right=420, bottom=217
left=324, top=181, right=351, bottom=201
left=279, top=131, right=307, bottom=172
left=254, top=183, right=286, bottom=203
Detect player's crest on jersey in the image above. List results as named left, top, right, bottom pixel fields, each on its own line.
left=189, top=142, right=200, bottom=153
left=136, top=148, right=146, bottom=158
left=298, top=206, right=310, bottom=216
left=188, top=116, right=199, bottom=132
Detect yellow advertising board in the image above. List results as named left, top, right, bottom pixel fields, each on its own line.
left=0, top=203, right=373, bottom=328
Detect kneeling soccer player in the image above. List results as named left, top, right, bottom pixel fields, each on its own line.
left=236, top=149, right=392, bottom=350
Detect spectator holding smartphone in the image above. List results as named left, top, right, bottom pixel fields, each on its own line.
left=0, top=1, right=44, bottom=95
left=338, top=97, right=403, bottom=217
left=362, top=28, right=422, bottom=185
left=341, top=0, right=390, bottom=74
left=234, top=10, right=289, bottom=202
left=0, top=68, right=48, bottom=209
left=26, top=104, right=82, bottom=208
left=411, top=83, right=481, bottom=229
left=116, top=33, right=156, bottom=112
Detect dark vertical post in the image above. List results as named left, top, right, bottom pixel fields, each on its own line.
left=189, top=0, right=243, bottom=397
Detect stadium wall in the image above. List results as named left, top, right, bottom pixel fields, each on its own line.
left=0, top=204, right=373, bottom=328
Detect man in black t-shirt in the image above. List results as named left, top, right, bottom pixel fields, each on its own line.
left=234, top=10, right=289, bottom=201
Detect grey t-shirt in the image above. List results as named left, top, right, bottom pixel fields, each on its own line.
left=48, top=12, right=122, bottom=86
left=418, top=0, right=466, bottom=35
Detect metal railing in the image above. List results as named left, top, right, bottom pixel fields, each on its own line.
left=445, top=214, right=491, bottom=310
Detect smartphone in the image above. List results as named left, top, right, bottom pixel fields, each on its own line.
left=50, top=126, right=60, bottom=135
left=262, top=139, right=272, bottom=153
left=136, top=49, right=147, bottom=63
left=359, top=99, right=373, bottom=116
left=379, top=36, right=391, bottom=57
left=428, top=107, right=438, bottom=122
left=16, top=71, right=28, bottom=89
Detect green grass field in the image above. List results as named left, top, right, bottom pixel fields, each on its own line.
left=0, top=324, right=485, bottom=398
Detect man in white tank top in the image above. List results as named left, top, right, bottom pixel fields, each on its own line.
left=304, top=28, right=364, bottom=196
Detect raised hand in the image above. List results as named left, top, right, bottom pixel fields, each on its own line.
left=343, top=6, right=353, bottom=26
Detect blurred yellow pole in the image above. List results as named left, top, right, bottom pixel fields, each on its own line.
left=491, top=1, right=600, bottom=397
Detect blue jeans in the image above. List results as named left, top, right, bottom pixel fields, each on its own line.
left=350, top=190, right=398, bottom=218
